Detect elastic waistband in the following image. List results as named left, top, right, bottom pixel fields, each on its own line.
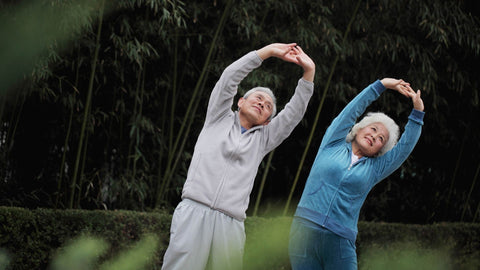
left=181, top=198, right=243, bottom=222
left=182, top=198, right=212, bottom=210
left=294, top=207, right=357, bottom=242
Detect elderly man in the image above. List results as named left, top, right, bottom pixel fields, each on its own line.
left=162, top=43, right=315, bottom=270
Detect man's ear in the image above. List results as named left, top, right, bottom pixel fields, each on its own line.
left=237, top=97, right=245, bottom=108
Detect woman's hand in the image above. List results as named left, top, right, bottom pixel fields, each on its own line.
left=381, top=78, right=424, bottom=111
left=380, top=78, right=411, bottom=98
left=407, top=85, right=424, bottom=111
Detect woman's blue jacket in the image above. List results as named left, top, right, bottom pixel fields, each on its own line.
left=294, top=80, right=425, bottom=242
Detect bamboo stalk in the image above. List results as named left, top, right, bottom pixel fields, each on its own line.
left=127, top=67, right=143, bottom=175
left=445, top=128, right=466, bottom=217
left=253, top=150, right=275, bottom=216
left=0, top=96, right=5, bottom=129
left=169, top=30, right=178, bottom=162
left=1, top=90, right=25, bottom=177
left=55, top=104, right=74, bottom=208
left=56, top=54, right=81, bottom=208
left=154, top=30, right=178, bottom=208
left=69, top=0, right=105, bottom=208
left=5, top=90, right=26, bottom=153
left=473, top=200, right=480, bottom=223
left=155, top=85, right=168, bottom=206
left=156, top=0, right=234, bottom=207
left=283, top=0, right=362, bottom=216
left=133, top=65, right=146, bottom=180
left=461, top=162, right=480, bottom=221
left=76, top=127, right=90, bottom=208
left=155, top=32, right=194, bottom=207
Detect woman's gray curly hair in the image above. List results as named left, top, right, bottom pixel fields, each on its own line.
left=243, top=87, right=277, bottom=120
left=346, top=112, right=400, bottom=156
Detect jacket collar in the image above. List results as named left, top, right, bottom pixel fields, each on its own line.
left=234, top=111, right=264, bottom=134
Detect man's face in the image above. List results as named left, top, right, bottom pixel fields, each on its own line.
left=237, top=91, right=274, bottom=128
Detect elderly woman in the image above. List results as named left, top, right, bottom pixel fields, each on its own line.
left=289, top=78, right=424, bottom=270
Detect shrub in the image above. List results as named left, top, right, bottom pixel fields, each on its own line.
left=1, top=207, right=479, bottom=269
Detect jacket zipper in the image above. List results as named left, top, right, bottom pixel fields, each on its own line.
left=211, top=123, right=243, bottom=208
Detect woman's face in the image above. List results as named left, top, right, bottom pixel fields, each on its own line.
left=353, top=122, right=389, bottom=157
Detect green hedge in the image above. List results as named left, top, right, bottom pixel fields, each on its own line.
left=0, top=207, right=171, bottom=269
left=1, top=207, right=479, bottom=269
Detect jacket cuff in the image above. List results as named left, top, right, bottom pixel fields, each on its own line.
left=409, top=109, right=425, bottom=125
left=371, top=80, right=386, bottom=96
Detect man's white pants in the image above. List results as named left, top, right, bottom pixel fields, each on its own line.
left=161, top=199, right=246, bottom=270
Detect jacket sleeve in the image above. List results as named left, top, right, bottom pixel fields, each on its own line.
left=204, top=51, right=263, bottom=126
left=320, top=80, right=386, bottom=149
left=262, top=78, right=314, bottom=153
left=373, top=109, right=425, bottom=183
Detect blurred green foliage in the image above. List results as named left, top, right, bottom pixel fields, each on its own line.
left=50, top=237, right=108, bottom=270
left=1, top=207, right=479, bottom=269
left=359, top=242, right=451, bottom=270
left=0, top=0, right=98, bottom=90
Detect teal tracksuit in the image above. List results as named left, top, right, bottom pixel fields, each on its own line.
left=294, top=80, right=425, bottom=242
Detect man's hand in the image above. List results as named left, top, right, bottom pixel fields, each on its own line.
left=292, top=46, right=315, bottom=82
left=256, top=43, right=297, bottom=61
left=256, top=43, right=315, bottom=82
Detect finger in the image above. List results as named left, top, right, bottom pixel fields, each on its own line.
left=291, top=46, right=301, bottom=55
left=401, top=87, right=412, bottom=98
left=296, top=56, right=303, bottom=65
left=400, top=82, right=411, bottom=89
left=284, top=46, right=296, bottom=56
left=406, top=85, right=416, bottom=94
left=398, top=84, right=408, bottom=93
left=416, top=90, right=422, bottom=98
left=285, top=44, right=296, bottom=53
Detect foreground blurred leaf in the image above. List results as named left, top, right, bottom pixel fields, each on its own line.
left=99, top=234, right=158, bottom=270
left=0, top=0, right=99, bottom=92
left=50, top=236, right=108, bottom=270
left=0, top=248, right=10, bottom=270
left=359, top=242, right=452, bottom=270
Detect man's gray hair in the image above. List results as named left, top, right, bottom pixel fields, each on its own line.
left=346, top=112, right=400, bottom=156
left=243, top=87, right=277, bottom=120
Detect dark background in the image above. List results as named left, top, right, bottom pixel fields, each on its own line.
left=0, top=0, right=479, bottom=224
